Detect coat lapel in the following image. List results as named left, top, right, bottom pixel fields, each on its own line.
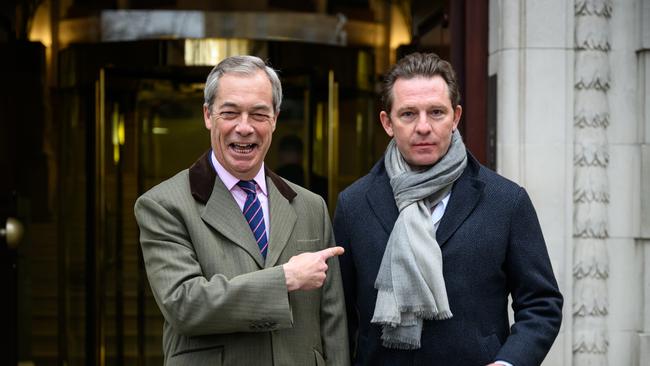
left=436, top=155, right=485, bottom=246
left=188, top=152, right=299, bottom=269
left=190, top=150, right=265, bottom=268
left=265, top=177, right=297, bottom=268
left=365, top=161, right=399, bottom=235
left=201, top=175, right=266, bottom=268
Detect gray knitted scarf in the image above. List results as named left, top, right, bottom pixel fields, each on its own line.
left=372, top=130, right=468, bottom=349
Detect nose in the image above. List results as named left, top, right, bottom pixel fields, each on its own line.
left=414, top=111, right=432, bottom=135
left=234, top=113, right=254, bottom=135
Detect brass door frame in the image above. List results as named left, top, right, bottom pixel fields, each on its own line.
left=92, top=68, right=107, bottom=366
left=327, top=70, right=339, bottom=214
left=91, top=66, right=210, bottom=366
left=92, top=68, right=131, bottom=366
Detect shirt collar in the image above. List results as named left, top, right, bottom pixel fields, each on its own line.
left=430, top=190, right=451, bottom=224
left=439, top=191, right=451, bottom=209
left=210, top=151, right=268, bottom=195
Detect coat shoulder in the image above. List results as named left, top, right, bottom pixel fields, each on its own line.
left=338, top=161, right=383, bottom=204
left=339, top=173, right=374, bottom=200
left=470, top=159, right=528, bottom=210
left=476, top=164, right=521, bottom=192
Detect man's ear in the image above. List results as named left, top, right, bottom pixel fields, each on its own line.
left=380, top=111, right=394, bottom=137
left=203, top=105, right=213, bottom=130
left=452, top=105, right=462, bottom=131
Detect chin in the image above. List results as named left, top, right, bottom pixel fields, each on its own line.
left=408, top=155, right=440, bottom=167
left=234, top=164, right=256, bottom=174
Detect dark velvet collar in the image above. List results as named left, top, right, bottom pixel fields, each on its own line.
left=189, top=150, right=297, bottom=204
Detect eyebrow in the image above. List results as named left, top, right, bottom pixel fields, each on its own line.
left=216, top=101, right=238, bottom=110
left=396, top=104, right=449, bottom=113
left=395, top=105, right=414, bottom=113
left=249, top=104, right=273, bottom=113
left=217, top=102, right=273, bottom=113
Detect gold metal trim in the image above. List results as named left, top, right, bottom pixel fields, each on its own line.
left=327, top=70, right=339, bottom=215
left=95, top=68, right=107, bottom=366
left=303, top=89, right=311, bottom=188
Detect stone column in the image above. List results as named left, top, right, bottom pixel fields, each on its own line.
left=640, top=0, right=650, bottom=364
left=572, top=1, right=611, bottom=365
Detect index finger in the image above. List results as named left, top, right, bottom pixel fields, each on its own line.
left=318, top=246, right=344, bottom=260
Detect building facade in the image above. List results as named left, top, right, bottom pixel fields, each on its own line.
left=489, top=0, right=649, bottom=364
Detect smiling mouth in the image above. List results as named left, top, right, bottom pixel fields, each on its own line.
left=230, top=143, right=257, bottom=154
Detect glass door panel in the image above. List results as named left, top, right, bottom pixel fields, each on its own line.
left=136, top=77, right=208, bottom=366
left=93, top=67, right=209, bottom=366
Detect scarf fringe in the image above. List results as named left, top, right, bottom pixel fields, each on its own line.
left=434, top=310, right=453, bottom=320
left=371, top=317, right=401, bottom=327
left=380, top=330, right=421, bottom=350
left=373, top=310, right=454, bottom=328
left=380, top=339, right=421, bottom=350
left=397, top=306, right=454, bottom=321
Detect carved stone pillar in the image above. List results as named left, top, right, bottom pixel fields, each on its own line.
left=573, top=1, right=611, bottom=365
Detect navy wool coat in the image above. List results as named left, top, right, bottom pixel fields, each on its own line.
left=333, top=153, right=563, bottom=366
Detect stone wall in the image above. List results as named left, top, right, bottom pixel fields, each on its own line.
left=488, top=0, right=647, bottom=364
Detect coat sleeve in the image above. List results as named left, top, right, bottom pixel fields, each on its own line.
left=318, top=196, right=351, bottom=366
left=495, top=187, right=563, bottom=366
left=332, top=193, right=359, bottom=362
left=134, top=194, right=293, bottom=337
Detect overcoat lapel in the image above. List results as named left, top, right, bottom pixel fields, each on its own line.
left=365, top=162, right=399, bottom=235
left=436, top=156, right=485, bottom=246
left=201, top=176, right=266, bottom=268
left=265, top=178, right=297, bottom=268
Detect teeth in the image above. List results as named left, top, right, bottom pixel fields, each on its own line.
left=231, top=143, right=255, bottom=153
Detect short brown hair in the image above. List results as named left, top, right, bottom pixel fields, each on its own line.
left=381, top=52, right=460, bottom=113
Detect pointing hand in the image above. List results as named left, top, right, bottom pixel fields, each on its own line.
left=283, top=246, right=344, bottom=292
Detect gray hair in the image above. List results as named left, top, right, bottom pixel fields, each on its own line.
left=382, top=52, right=460, bottom=114
left=203, top=55, right=282, bottom=114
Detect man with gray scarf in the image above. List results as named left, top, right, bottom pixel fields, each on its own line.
left=333, top=53, right=563, bottom=366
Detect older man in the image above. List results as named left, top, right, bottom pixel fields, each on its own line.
left=334, top=52, right=562, bottom=366
left=135, top=55, right=349, bottom=366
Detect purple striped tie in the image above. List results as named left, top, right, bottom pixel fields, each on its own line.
left=237, top=180, right=268, bottom=259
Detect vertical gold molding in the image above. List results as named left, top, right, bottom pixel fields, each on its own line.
left=95, top=68, right=107, bottom=366
left=303, top=89, right=311, bottom=188
left=327, top=70, right=339, bottom=214
left=314, top=103, right=325, bottom=176
left=356, top=112, right=364, bottom=175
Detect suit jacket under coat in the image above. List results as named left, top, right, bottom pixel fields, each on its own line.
left=333, top=153, right=563, bottom=366
left=134, top=151, right=349, bottom=366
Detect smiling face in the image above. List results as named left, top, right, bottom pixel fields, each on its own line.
left=203, top=70, right=277, bottom=180
left=380, top=75, right=461, bottom=169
